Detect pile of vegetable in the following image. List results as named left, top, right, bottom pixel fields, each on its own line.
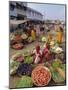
left=12, top=43, right=24, bottom=50
left=50, top=66, right=65, bottom=83
left=39, top=36, right=47, bottom=42
left=16, top=63, right=33, bottom=76
left=21, top=33, right=28, bottom=40
left=41, top=37, right=47, bottom=42
left=10, top=60, right=20, bottom=75
left=16, top=76, right=33, bottom=88
left=49, top=59, right=65, bottom=83
left=10, top=49, right=66, bottom=88
left=10, top=31, right=36, bottom=50
left=10, top=33, right=15, bottom=41
left=32, top=65, right=51, bottom=86
left=11, top=53, right=24, bottom=62
left=27, top=37, right=33, bottom=43
left=24, top=56, right=33, bottom=64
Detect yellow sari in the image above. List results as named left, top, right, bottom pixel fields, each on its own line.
left=57, top=31, right=63, bottom=44
left=31, top=30, right=36, bottom=41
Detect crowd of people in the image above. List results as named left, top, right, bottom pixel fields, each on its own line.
left=10, top=20, right=65, bottom=52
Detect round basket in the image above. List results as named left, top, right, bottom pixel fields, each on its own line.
left=31, top=65, right=51, bottom=86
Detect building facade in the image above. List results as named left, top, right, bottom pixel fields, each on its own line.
left=26, top=7, right=43, bottom=21
left=9, top=1, right=27, bottom=20
left=9, top=1, right=43, bottom=21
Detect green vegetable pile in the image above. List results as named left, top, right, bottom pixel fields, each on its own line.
left=24, top=56, right=33, bottom=64
left=16, top=76, right=33, bottom=88
left=49, top=59, right=65, bottom=83
left=10, top=60, right=20, bottom=75
left=50, top=66, right=64, bottom=83
left=52, top=59, right=62, bottom=68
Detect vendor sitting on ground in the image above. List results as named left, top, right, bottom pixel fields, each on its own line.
left=32, top=43, right=43, bottom=64
left=42, top=42, right=55, bottom=61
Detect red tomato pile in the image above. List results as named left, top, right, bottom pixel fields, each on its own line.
left=32, top=66, right=51, bottom=86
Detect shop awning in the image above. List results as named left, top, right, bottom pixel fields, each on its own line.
left=10, top=20, right=29, bottom=25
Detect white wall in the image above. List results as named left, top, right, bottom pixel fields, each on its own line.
left=10, top=1, right=43, bottom=20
